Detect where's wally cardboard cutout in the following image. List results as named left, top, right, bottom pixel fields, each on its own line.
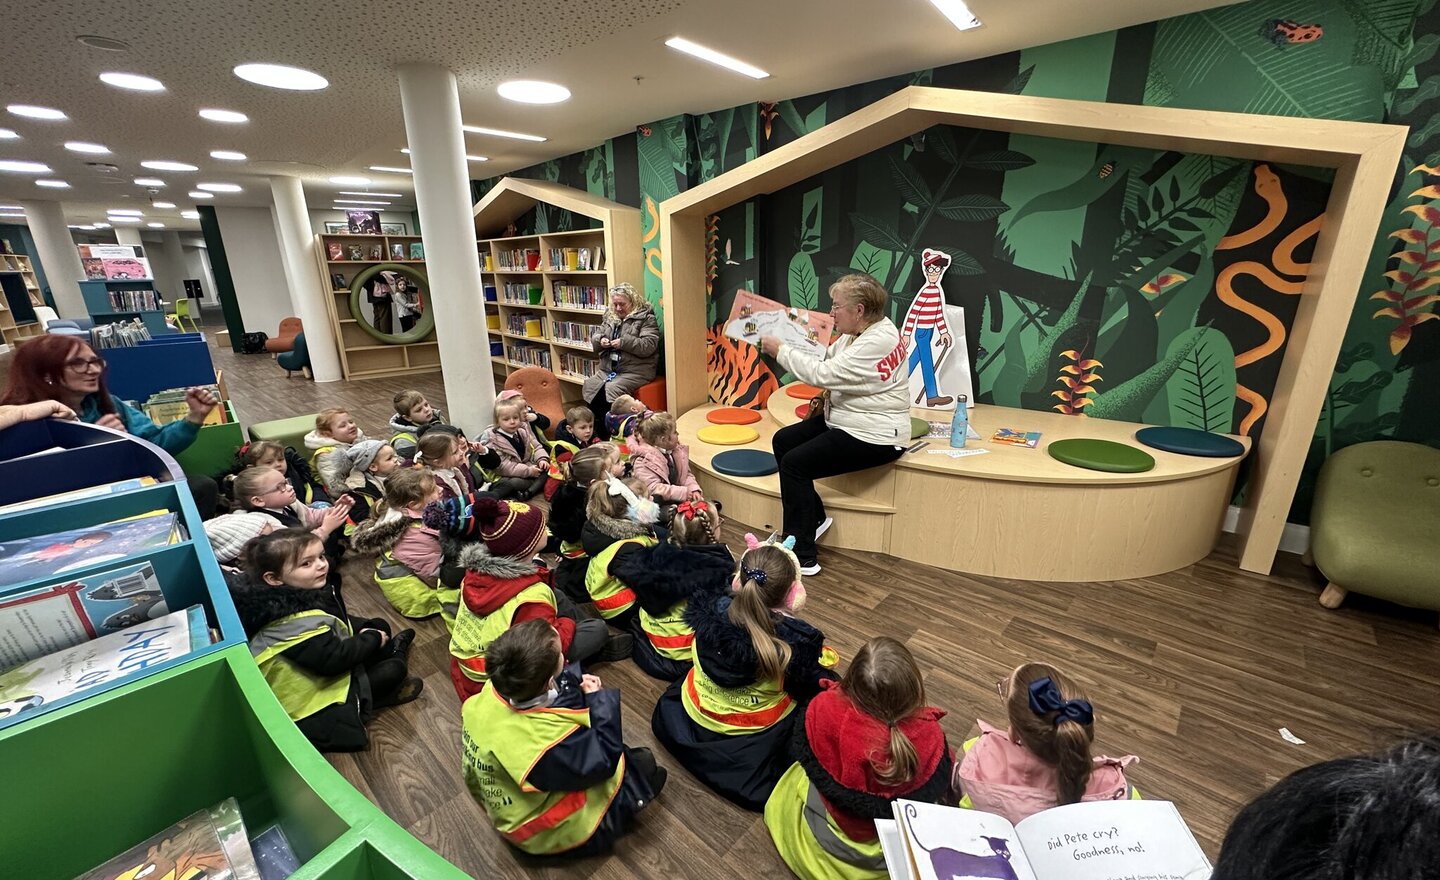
left=901, top=249, right=974, bottom=411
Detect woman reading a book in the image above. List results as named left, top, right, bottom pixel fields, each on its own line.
left=582, top=284, right=660, bottom=438
left=2, top=335, right=221, bottom=516
left=758, top=274, right=910, bottom=576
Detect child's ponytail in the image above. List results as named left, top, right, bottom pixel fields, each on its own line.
left=1007, top=662, right=1095, bottom=806
left=729, top=543, right=797, bottom=682
left=843, top=636, right=925, bottom=787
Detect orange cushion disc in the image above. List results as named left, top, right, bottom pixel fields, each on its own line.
left=786, top=383, right=823, bottom=399
left=707, top=407, right=762, bottom=425
left=794, top=404, right=810, bottom=419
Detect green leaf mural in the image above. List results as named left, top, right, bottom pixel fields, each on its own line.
left=934, top=194, right=1009, bottom=221
left=1023, top=273, right=1094, bottom=395
left=889, top=156, right=934, bottom=207
left=788, top=252, right=819, bottom=311
left=850, top=213, right=909, bottom=251
left=1088, top=326, right=1207, bottom=421
left=965, top=150, right=1037, bottom=171
left=1164, top=328, right=1237, bottom=432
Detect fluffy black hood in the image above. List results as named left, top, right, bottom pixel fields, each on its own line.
left=684, top=589, right=830, bottom=700
left=232, top=583, right=341, bottom=639
left=612, top=541, right=734, bottom=615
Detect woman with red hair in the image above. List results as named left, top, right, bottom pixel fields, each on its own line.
left=2, top=335, right=221, bottom=514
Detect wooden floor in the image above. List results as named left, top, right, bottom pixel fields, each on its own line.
left=8, top=333, right=1440, bottom=876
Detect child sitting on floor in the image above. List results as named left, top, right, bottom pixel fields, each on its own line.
left=765, top=637, right=953, bottom=880
left=651, top=533, right=836, bottom=811
left=954, top=661, right=1138, bottom=824
left=203, top=510, right=281, bottom=567
left=461, top=619, right=666, bottom=856
left=416, top=430, right=479, bottom=502
left=479, top=397, right=551, bottom=500
left=604, top=394, right=649, bottom=441
left=350, top=468, right=451, bottom=623
left=233, top=439, right=329, bottom=507
left=629, top=411, right=704, bottom=511
left=581, top=475, right=661, bottom=628
left=304, top=407, right=370, bottom=497
left=235, top=528, right=421, bottom=752
left=555, top=404, right=602, bottom=450
left=550, top=443, right=624, bottom=604
left=339, top=439, right=401, bottom=527
left=496, top=389, right=551, bottom=448
left=389, top=390, right=445, bottom=463
left=612, top=499, right=733, bottom=681
left=232, top=466, right=353, bottom=559
left=425, top=495, right=627, bottom=702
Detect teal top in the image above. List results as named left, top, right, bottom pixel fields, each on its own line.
left=79, top=395, right=200, bottom=455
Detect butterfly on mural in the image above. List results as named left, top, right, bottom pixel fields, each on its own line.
left=1260, top=18, right=1324, bottom=46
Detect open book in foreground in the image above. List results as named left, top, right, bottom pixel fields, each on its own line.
left=878, top=798, right=1212, bottom=880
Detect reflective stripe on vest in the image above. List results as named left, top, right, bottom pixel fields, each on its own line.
left=681, top=658, right=793, bottom=733
left=584, top=536, right=656, bottom=619
left=437, top=582, right=460, bottom=633
left=372, top=519, right=441, bottom=619
left=449, top=582, right=555, bottom=685
left=639, top=600, right=694, bottom=660
left=559, top=539, right=585, bottom=560
left=803, top=778, right=887, bottom=870
left=249, top=610, right=352, bottom=723
left=461, top=684, right=624, bottom=854
left=309, top=444, right=337, bottom=475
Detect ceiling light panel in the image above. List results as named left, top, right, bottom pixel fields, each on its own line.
left=664, top=37, right=769, bottom=78
left=188, top=191, right=214, bottom=199
left=0, top=160, right=52, bottom=173
left=462, top=125, right=546, bottom=143
left=0, top=129, right=18, bottom=139
left=64, top=141, right=110, bottom=154
left=368, top=165, right=412, bottom=174
left=329, top=175, right=370, bottom=185
left=497, top=80, right=571, bottom=104
left=233, top=63, right=328, bottom=91
left=7, top=104, right=68, bottom=120
left=99, top=72, right=166, bottom=91
left=181, top=211, right=200, bottom=219
left=152, top=201, right=176, bottom=208
left=196, top=182, right=242, bottom=192
left=338, top=190, right=402, bottom=198
left=927, top=0, right=983, bottom=30
left=334, top=199, right=390, bottom=205
left=199, top=108, right=248, bottom=123
left=35, top=180, right=70, bottom=188
left=141, top=160, right=198, bottom=172
left=210, top=150, right=247, bottom=161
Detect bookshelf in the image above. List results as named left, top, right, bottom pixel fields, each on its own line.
left=0, top=253, right=44, bottom=347
left=79, top=278, right=173, bottom=336
left=311, top=233, right=439, bottom=379
left=0, top=419, right=467, bottom=878
left=473, top=177, right=642, bottom=394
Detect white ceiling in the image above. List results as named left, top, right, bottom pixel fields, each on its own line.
left=0, top=0, right=1238, bottom=233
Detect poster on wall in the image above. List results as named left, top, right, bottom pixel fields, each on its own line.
left=345, top=210, right=381, bottom=234
left=901, top=249, right=974, bottom=411
left=723, top=290, right=833, bottom=358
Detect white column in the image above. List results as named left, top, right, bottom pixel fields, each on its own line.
left=270, top=176, right=343, bottom=382
left=398, top=62, right=494, bottom=435
left=18, top=200, right=87, bottom=318
left=114, top=227, right=143, bottom=247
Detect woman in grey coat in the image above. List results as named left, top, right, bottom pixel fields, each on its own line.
left=582, top=283, right=660, bottom=437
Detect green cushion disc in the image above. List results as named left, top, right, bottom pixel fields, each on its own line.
left=1047, top=438, right=1155, bottom=473
left=910, top=417, right=928, bottom=440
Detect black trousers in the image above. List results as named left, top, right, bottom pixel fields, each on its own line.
left=771, top=418, right=903, bottom=563
left=588, top=384, right=611, bottom=439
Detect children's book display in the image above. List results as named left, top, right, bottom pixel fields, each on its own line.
left=0, top=605, right=211, bottom=728
left=0, top=560, right=169, bottom=669
left=0, top=510, right=184, bottom=588
left=409, top=242, right=424, bottom=260
left=73, top=794, right=299, bottom=880
left=142, top=385, right=227, bottom=427
left=882, top=799, right=1211, bottom=880
left=992, top=428, right=1043, bottom=448
left=346, top=210, right=381, bottom=235
left=0, top=477, right=157, bottom=515
left=724, top=290, right=834, bottom=357
left=89, top=319, right=153, bottom=349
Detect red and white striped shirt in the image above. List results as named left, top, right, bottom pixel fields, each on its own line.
left=902, top=283, right=948, bottom=335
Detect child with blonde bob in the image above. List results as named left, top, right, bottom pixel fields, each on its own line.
left=630, top=411, right=704, bottom=509
left=479, top=397, right=550, bottom=500
left=765, top=637, right=953, bottom=879
left=416, top=431, right=478, bottom=502
left=350, top=468, right=452, bottom=623
left=953, top=661, right=1138, bottom=824
left=304, top=407, right=370, bottom=497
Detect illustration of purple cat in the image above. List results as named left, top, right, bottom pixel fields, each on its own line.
left=902, top=804, right=1020, bottom=880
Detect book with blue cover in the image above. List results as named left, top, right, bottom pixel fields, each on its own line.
left=0, top=510, right=182, bottom=589
left=0, top=560, right=169, bottom=670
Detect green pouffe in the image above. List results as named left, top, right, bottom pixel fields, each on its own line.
left=712, top=448, right=779, bottom=477
left=910, top=417, right=929, bottom=440
left=1048, top=438, right=1155, bottom=473
left=1136, top=426, right=1244, bottom=458
left=249, top=413, right=319, bottom=454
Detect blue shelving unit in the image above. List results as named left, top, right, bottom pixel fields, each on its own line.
left=79, top=279, right=174, bottom=336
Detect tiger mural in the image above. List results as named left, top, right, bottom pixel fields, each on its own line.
left=707, top=326, right=779, bottom=408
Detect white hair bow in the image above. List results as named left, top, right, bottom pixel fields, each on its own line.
left=606, top=474, right=659, bottom=524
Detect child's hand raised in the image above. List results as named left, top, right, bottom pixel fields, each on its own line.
left=321, top=504, right=350, bottom=532
left=579, top=674, right=603, bottom=694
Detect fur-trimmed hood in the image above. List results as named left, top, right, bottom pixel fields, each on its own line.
left=459, top=544, right=552, bottom=617
left=349, top=509, right=409, bottom=555
left=685, top=589, right=830, bottom=699
left=580, top=512, right=654, bottom=557
left=232, top=583, right=342, bottom=640
left=303, top=429, right=362, bottom=452
left=613, top=541, right=733, bottom=615
left=449, top=539, right=537, bottom=579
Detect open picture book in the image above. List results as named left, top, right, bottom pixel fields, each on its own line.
left=879, top=798, right=1211, bottom=880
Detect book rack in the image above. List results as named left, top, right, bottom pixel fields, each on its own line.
left=0, top=252, right=44, bottom=347
left=79, top=278, right=174, bottom=337
left=311, top=233, right=439, bottom=380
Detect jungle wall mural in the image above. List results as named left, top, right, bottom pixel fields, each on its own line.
left=476, top=0, right=1440, bottom=524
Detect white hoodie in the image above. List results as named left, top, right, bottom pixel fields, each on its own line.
left=776, top=318, right=910, bottom=447
left=303, top=429, right=369, bottom=496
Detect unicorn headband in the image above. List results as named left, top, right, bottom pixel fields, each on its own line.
left=737, top=532, right=807, bottom=613
left=606, top=474, right=660, bottom=525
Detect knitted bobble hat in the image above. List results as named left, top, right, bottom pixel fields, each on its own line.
left=347, top=439, right=385, bottom=473
left=204, top=512, right=282, bottom=564
left=473, top=496, right=549, bottom=559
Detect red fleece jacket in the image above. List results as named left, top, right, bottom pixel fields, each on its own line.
left=459, top=565, right=575, bottom=650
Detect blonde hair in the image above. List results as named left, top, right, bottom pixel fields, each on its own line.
left=843, top=637, right=926, bottom=786
left=730, top=545, right=795, bottom=682
left=416, top=431, right=458, bottom=466
left=585, top=475, right=647, bottom=520
left=668, top=501, right=720, bottom=546
left=494, top=398, right=526, bottom=420
left=315, top=407, right=350, bottom=436
left=233, top=466, right=286, bottom=510
left=569, top=442, right=619, bottom=487
left=636, top=411, right=677, bottom=445
left=393, top=390, right=426, bottom=418
left=1007, top=662, right=1095, bottom=806
left=830, top=273, right=889, bottom=325
left=379, top=467, right=436, bottom=517
left=610, top=394, right=638, bottom=414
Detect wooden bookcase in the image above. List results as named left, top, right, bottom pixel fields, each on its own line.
left=311, top=233, right=439, bottom=380
left=0, top=253, right=44, bottom=347
left=473, top=178, right=642, bottom=395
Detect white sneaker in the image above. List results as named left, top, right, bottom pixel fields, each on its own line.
left=799, top=560, right=822, bottom=576
left=814, top=516, right=834, bottom=541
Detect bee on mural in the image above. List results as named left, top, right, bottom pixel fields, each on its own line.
left=1261, top=19, right=1323, bottom=47
left=1098, top=162, right=1114, bottom=179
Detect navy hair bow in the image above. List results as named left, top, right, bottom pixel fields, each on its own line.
left=1027, top=677, right=1094, bottom=727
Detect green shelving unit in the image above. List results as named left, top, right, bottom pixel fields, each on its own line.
left=0, top=419, right=467, bottom=879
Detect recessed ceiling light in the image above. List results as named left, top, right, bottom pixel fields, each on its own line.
left=462, top=124, right=546, bottom=143
left=368, top=165, right=412, bottom=174
left=210, top=150, right=246, bottom=161
left=664, top=37, right=769, bottom=78
left=141, top=160, right=198, bottom=172
left=7, top=104, right=68, bottom=120
left=339, top=190, right=402, bottom=197
left=0, top=128, right=18, bottom=139
left=196, top=182, right=242, bottom=192
left=108, top=209, right=144, bottom=216
left=415, top=147, right=491, bottom=161
left=329, top=175, right=370, bottom=185
left=0, top=212, right=25, bottom=219
left=99, top=72, right=165, bottom=91
left=0, top=160, right=52, bottom=173
left=152, top=201, right=176, bottom=208
left=199, top=108, right=248, bottom=123
left=334, top=199, right=391, bottom=205
left=181, top=210, right=200, bottom=219
left=77, top=35, right=131, bottom=52
left=147, top=222, right=165, bottom=228
left=65, top=141, right=111, bottom=154
left=134, top=177, right=166, bottom=186
left=110, top=216, right=141, bottom=222
left=188, top=190, right=214, bottom=199
left=0, top=204, right=23, bottom=210
left=93, top=221, right=111, bottom=228
left=927, top=0, right=983, bottom=30
left=36, top=179, right=70, bottom=188
left=497, top=80, right=571, bottom=104
left=233, top=63, right=328, bottom=91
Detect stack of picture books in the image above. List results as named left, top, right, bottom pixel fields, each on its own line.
left=0, top=509, right=185, bottom=590
left=73, top=795, right=300, bottom=880
left=88, top=320, right=152, bottom=349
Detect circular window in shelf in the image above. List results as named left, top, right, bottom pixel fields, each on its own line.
left=348, top=262, right=436, bottom=345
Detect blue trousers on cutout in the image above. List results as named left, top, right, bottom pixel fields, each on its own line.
left=908, top=327, right=938, bottom=398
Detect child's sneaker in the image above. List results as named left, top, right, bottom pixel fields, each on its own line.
left=388, top=628, right=416, bottom=659
left=599, top=632, right=634, bottom=662
left=393, top=676, right=425, bottom=705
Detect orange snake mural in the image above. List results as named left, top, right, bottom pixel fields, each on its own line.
left=1214, top=163, right=1325, bottom=435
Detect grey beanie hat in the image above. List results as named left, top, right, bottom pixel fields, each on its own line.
left=347, top=439, right=385, bottom=473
